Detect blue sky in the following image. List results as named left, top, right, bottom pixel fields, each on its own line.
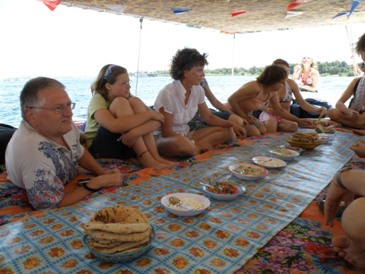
left=1, top=0, right=365, bottom=78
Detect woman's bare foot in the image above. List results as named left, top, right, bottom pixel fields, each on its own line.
left=332, top=235, right=365, bottom=270
left=157, top=157, right=178, bottom=166
left=138, top=151, right=168, bottom=169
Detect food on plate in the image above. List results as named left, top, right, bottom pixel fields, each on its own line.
left=315, top=123, right=336, bottom=133
left=206, top=182, right=240, bottom=195
left=81, top=206, right=153, bottom=254
left=270, top=148, right=298, bottom=157
left=233, top=164, right=266, bottom=176
left=168, top=197, right=204, bottom=211
left=252, top=156, right=286, bottom=168
left=291, top=132, right=318, bottom=143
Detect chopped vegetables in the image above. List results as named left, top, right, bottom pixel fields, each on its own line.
left=207, top=182, right=239, bottom=195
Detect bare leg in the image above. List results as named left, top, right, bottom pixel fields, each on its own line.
left=332, top=197, right=365, bottom=270
left=192, top=126, right=234, bottom=146
left=264, top=119, right=278, bottom=133
left=109, top=97, right=167, bottom=169
left=157, top=136, right=200, bottom=158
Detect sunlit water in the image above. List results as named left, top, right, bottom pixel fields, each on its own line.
left=0, top=75, right=353, bottom=127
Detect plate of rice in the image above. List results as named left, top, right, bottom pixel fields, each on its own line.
left=161, top=193, right=210, bottom=217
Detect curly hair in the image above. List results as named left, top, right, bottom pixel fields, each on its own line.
left=169, top=48, right=208, bottom=80
left=256, top=65, right=287, bottom=86
left=356, top=32, right=365, bottom=55
left=91, top=64, right=128, bottom=101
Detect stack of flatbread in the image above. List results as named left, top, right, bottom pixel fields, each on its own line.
left=81, top=206, right=153, bottom=254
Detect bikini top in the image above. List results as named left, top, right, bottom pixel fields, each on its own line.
left=300, top=70, right=313, bottom=86
left=279, top=82, right=293, bottom=103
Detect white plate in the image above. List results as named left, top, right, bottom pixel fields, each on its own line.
left=269, top=148, right=300, bottom=160
left=228, top=163, right=268, bottom=180
left=202, top=184, right=244, bottom=201
left=252, top=156, right=287, bottom=169
left=161, top=193, right=210, bottom=217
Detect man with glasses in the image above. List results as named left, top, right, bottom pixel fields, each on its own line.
left=5, top=77, right=126, bottom=210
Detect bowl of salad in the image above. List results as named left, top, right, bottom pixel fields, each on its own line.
left=202, top=182, right=243, bottom=201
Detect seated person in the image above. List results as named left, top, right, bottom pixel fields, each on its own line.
left=353, top=62, right=365, bottom=77
left=260, top=59, right=327, bottom=133
left=0, top=123, right=16, bottom=166
left=227, top=65, right=313, bottom=137
left=328, top=31, right=365, bottom=132
left=188, top=78, right=245, bottom=133
left=154, top=48, right=246, bottom=158
left=324, top=167, right=365, bottom=270
left=292, top=56, right=320, bottom=92
left=83, top=64, right=175, bottom=169
left=5, top=77, right=126, bottom=210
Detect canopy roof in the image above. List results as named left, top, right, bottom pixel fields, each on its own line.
left=60, top=0, right=365, bottom=33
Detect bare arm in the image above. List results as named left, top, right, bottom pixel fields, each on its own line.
left=228, top=82, right=258, bottom=119
left=58, top=169, right=124, bottom=207
left=335, top=77, right=361, bottom=113
left=270, top=93, right=312, bottom=127
left=158, top=107, right=180, bottom=137
left=203, top=83, right=231, bottom=112
left=289, top=79, right=325, bottom=114
left=94, top=107, right=163, bottom=134
left=199, top=102, right=246, bottom=137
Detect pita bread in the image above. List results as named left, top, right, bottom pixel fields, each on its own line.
left=81, top=206, right=153, bottom=255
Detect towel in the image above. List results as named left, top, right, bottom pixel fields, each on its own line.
left=349, top=76, right=365, bottom=112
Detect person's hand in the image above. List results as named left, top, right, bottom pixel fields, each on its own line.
left=246, top=115, right=257, bottom=124
left=231, top=123, right=247, bottom=138
left=195, top=142, right=213, bottom=153
left=150, top=111, right=165, bottom=123
left=117, top=131, right=136, bottom=147
left=351, top=141, right=365, bottom=158
left=324, top=172, right=354, bottom=227
left=103, top=168, right=121, bottom=175
left=316, top=107, right=327, bottom=116
left=340, top=108, right=359, bottom=118
left=298, top=118, right=313, bottom=128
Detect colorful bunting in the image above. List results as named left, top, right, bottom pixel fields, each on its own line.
left=285, top=11, right=304, bottom=19
left=333, top=0, right=363, bottom=19
left=171, top=8, right=192, bottom=15
left=231, top=10, right=248, bottom=17
left=39, top=0, right=61, bottom=11
left=287, top=0, right=310, bottom=11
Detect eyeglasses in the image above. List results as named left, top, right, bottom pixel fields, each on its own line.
left=28, top=102, right=76, bottom=114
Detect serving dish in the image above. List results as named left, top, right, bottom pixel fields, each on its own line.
left=286, top=138, right=323, bottom=150
left=269, top=148, right=300, bottom=160
left=228, top=163, right=268, bottom=180
left=202, top=182, right=244, bottom=201
left=82, top=226, right=154, bottom=263
left=252, top=156, right=287, bottom=169
left=161, top=193, right=210, bottom=217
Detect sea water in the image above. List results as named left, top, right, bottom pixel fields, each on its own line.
left=0, top=75, right=354, bottom=127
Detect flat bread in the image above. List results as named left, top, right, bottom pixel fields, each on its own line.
left=86, top=226, right=151, bottom=242
left=90, top=237, right=151, bottom=254
left=81, top=206, right=153, bottom=255
left=82, top=222, right=150, bottom=234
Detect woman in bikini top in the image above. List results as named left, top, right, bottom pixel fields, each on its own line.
left=293, top=57, right=320, bottom=91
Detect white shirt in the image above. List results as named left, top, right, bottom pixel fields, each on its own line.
left=154, top=80, right=205, bottom=136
